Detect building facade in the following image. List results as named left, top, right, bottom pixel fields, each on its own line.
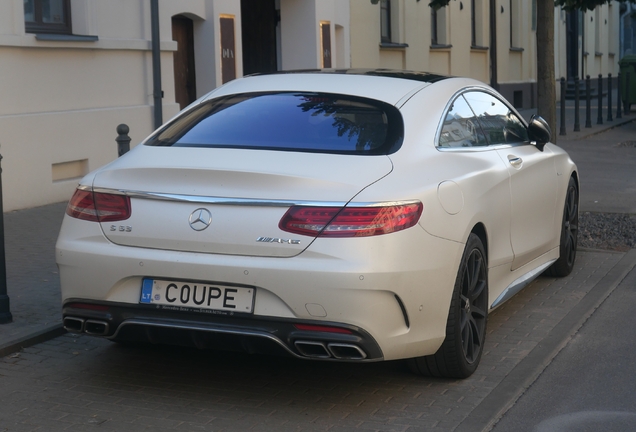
left=0, top=0, right=622, bottom=211
left=1, top=0, right=349, bottom=212
left=351, top=0, right=620, bottom=107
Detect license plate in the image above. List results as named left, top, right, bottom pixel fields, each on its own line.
left=140, top=279, right=254, bottom=314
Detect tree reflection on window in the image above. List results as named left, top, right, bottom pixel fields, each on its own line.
left=297, top=96, right=388, bottom=151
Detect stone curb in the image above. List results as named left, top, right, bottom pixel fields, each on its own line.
left=0, top=323, right=66, bottom=358
left=456, top=248, right=636, bottom=432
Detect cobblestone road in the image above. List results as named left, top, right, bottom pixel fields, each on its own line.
left=0, top=251, right=625, bottom=432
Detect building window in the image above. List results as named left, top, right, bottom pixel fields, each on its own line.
left=431, top=6, right=447, bottom=46
left=471, top=0, right=484, bottom=47
left=471, top=0, right=476, bottom=46
left=510, top=0, right=521, bottom=48
left=24, top=0, right=71, bottom=34
left=608, top=3, right=615, bottom=54
left=594, top=7, right=601, bottom=53
left=432, top=8, right=438, bottom=45
left=380, top=0, right=391, bottom=43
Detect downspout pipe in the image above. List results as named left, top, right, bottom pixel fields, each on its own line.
left=620, top=3, right=632, bottom=58
left=489, top=0, right=498, bottom=90
left=0, top=155, right=11, bottom=324
left=151, top=0, right=163, bottom=129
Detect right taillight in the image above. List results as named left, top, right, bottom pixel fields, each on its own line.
left=279, top=202, right=423, bottom=237
left=66, top=188, right=131, bottom=222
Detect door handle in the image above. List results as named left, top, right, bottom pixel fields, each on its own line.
left=507, top=155, right=522, bottom=168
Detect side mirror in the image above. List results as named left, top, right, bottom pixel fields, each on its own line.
left=527, top=115, right=551, bottom=151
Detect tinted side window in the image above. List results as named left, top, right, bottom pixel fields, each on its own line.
left=438, top=95, right=488, bottom=148
left=463, top=91, right=528, bottom=145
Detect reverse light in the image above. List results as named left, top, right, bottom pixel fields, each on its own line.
left=279, top=202, right=423, bottom=237
left=66, top=189, right=131, bottom=222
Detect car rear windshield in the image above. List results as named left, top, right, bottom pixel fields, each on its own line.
left=145, top=92, right=404, bottom=155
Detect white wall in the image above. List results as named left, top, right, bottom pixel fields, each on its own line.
left=0, top=1, right=179, bottom=211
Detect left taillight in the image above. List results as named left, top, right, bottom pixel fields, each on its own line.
left=66, top=189, right=131, bottom=222
left=279, top=202, right=423, bottom=238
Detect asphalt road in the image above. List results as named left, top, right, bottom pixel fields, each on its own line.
left=557, top=120, right=636, bottom=214
left=491, top=263, right=636, bottom=432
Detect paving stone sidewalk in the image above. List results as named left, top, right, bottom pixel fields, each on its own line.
left=0, top=202, right=67, bottom=357
left=0, top=250, right=633, bottom=431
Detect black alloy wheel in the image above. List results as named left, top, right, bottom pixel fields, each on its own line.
left=458, top=242, right=488, bottom=365
left=547, top=177, right=578, bottom=277
left=408, top=233, right=488, bottom=379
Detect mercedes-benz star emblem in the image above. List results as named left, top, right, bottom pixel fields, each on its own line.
left=188, top=208, right=212, bottom=231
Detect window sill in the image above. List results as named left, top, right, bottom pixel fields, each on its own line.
left=509, top=46, right=524, bottom=52
left=430, top=44, right=452, bottom=51
left=379, top=42, right=409, bottom=50
left=595, top=51, right=603, bottom=57
left=35, top=33, right=98, bottom=42
left=0, top=34, right=176, bottom=51
left=471, top=45, right=489, bottom=51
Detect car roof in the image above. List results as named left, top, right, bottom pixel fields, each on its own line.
left=204, top=69, right=454, bottom=106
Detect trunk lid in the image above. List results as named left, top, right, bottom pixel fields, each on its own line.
left=93, top=146, right=393, bottom=257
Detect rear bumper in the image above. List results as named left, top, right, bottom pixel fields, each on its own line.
left=62, top=300, right=384, bottom=361
left=57, top=216, right=464, bottom=360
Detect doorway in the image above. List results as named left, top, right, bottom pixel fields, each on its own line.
left=172, top=15, right=197, bottom=110
left=241, top=0, right=278, bottom=75
left=565, top=10, right=579, bottom=80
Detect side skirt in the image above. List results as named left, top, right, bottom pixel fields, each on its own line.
left=490, top=259, right=557, bottom=310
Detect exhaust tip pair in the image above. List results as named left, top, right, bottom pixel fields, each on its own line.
left=63, top=317, right=109, bottom=336
left=294, top=340, right=367, bottom=360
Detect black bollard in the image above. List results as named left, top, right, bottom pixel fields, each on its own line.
left=560, top=77, right=566, bottom=136
left=617, top=72, right=622, bottom=119
left=116, top=124, right=131, bottom=157
left=0, top=154, right=12, bottom=324
left=585, top=75, right=592, bottom=128
left=574, top=76, right=580, bottom=132
left=626, top=73, right=631, bottom=114
left=607, top=74, right=613, bottom=122
left=597, top=74, right=603, bottom=125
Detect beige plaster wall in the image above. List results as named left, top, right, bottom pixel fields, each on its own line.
left=0, top=0, right=180, bottom=211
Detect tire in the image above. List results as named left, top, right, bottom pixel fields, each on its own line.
left=546, top=177, right=578, bottom=277
left=408, top=233, right=488, bottom=379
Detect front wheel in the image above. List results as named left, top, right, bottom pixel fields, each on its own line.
left=407, top=233, right=488, bottom=379
left=547, top=177, right=578, bottom=277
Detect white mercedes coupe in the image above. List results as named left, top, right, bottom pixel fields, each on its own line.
left=56, top=70, right=578, bottom=378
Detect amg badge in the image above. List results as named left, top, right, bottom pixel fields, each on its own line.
left=256, top=237, right=301, bottom=245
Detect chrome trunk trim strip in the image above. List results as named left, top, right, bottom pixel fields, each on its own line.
left=85, top=186, right=420, bottom=208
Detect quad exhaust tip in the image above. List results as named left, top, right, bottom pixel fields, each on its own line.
left=63, top=317, right=84, bottom=333
left=294, top=340, right=367, bottom=360
left=63, top=317, right=109, bottom=336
